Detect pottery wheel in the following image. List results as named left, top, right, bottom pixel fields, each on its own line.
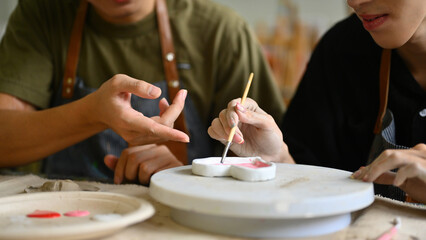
left=149, top=163, right=374, bottom=238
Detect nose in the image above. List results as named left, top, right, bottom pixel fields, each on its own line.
left=347, top=0, right=372, bottom=10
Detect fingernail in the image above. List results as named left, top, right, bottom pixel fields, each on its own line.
left=149, top=86, right=161, bottom=97
left=351, top=170, right=361, bottom=179
left=235, top=133, right=244, bottom=144
left=236, top=103, right=246, bottom=113
left=181, top=89, right=187, bottom=99
left=114, top=176, right=121, bottom=184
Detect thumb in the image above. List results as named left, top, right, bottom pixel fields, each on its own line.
left=104, top=154, right=119, bottom=171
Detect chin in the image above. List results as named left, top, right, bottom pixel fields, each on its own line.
left=370, top=34, right=407, bottom=49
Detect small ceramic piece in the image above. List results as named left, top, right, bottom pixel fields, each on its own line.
left=192, top=157, right=276, bottom=182
left=24, top=180, right=99, bottom=193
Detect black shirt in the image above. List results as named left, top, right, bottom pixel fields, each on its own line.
left=281, top=14, right=426, bottom=172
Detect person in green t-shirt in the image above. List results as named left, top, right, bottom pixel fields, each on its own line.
left=0, top=0, right=285, bottom=185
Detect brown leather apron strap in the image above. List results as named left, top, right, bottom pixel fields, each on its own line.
left=156, top=0, right=189, bottom=164
left=62, top=0, right=88, bottom=98
left=373, top=49, right=391, bottom=134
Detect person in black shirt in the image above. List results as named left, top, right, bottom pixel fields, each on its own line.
left=208, top=0, right=426, bottom=203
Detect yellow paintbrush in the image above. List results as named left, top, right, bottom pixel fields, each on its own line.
left=220, top=72, right=254, bottom=164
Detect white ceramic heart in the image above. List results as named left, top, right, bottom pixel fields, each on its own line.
left=191, top=157, right=276, bottom=181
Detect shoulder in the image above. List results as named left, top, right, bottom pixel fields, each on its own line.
left=10, top=0, right=78, bottom=33
left=4, top=0, right=79, bottom=47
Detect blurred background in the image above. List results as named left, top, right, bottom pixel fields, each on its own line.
left=0, top=0, right=350, bottom=104
left=213, top=0, right=350, bottom=103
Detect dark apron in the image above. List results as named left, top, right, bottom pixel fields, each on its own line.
left=42, top=1, right=213, bottom=182
left=367, top=49, right=412, bottom=201
left=368, top=109, right=409, bottom=201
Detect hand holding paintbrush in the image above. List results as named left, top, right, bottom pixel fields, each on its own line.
left=220, top=73, right=254, bottom=164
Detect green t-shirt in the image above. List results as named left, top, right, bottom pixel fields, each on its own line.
left=0, top=0, right=285, bottom=126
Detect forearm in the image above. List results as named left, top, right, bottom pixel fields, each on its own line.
left=0, top=98, right=106, bottom=167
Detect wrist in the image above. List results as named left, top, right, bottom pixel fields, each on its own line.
left=261, top=142, right=295, bottom=164
left=278, top=143, right=295, bottom=164
left=74, top=94, right=108, bottom=132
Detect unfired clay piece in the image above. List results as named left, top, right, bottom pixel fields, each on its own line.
left=24, top=180, right=99, bottom=193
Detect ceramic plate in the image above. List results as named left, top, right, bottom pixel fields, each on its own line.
left=0, top=191, right=154, bottom=240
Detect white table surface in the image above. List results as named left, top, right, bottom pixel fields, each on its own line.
left=0, top=174, right=425, bottom=240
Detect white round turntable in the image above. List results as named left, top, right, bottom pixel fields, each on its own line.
left=149, top=163, right=374, bottom=238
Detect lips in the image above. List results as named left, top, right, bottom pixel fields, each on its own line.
left=359, top=14, right=388, bottom=31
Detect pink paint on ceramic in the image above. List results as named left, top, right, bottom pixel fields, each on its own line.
left=238, top=160, right=271, bottom=168
left=27, top=210, right=61, bottom=218
left=64, top=210, right=90, bottom=217
left=216, top=160, right=270, bottom=169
